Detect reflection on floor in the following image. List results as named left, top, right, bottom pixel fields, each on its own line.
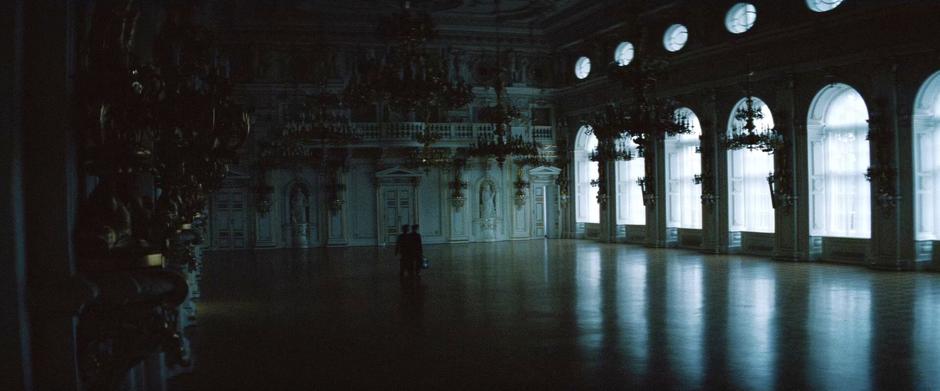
left=172, top=240, right=940, bottom=390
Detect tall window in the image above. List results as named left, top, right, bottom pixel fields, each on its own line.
left=914, top=71, right=940, bottom=240
left=576, top=126, right=600, bottom=223
left=807, top=83, right=870, bottom=238
left=728, top=97, right=775, bottom=233
left=616, top=139, right=646, bottom=225
left=666, top=108, right=702, bottom=229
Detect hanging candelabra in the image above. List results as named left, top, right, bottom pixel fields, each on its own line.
left=75, top=2, right=249, bottom=387
left=363, top=2, right=474, bottom=114
left=722, top=69, right=794, bottom=211
left=602, top=55, right=691, bottom=207
left=260, top=92, right=361, bottom=173
left=466, top=0, right=541, bottom=168
left=865, top=106, right=901, bottom=211
left=618, top=58, right=693, bottom=156
left=406, top=125, right=452, bottom=170
left=344, top=0, right=473, bottom=171
left=513, top=169, right=529, bottom=208
left=467, top=104, right=542, bottom=167
left=468, top=117, right=542, bottom=168
left=585, top=103, right=636, bottom=162
left=720, top=61, right=784, bottom=153
left=325, top=152, right=348, bottom=212
left=466, top=59, right=539, bottom=168
left=722, top=80, right=784, bottom=153
left=637, top=176, right=656, bottom=206
left=281, top=93, right=361, bottom=146
left=254, top=171, right=274, bottom=214
left=449, top=159, right=469, bottom=208
left=552, top=139, right=572, bottom=205
left=78, top=2, right=251, bottom=271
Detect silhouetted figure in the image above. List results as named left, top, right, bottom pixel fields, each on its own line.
left=407, top=224, right=424, bottom=277
left=394, top=224, right=410, bottom=277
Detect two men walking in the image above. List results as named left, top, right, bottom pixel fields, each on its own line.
left=394, top=224, right=424, bottom=278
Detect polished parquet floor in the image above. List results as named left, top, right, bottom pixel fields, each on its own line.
left=175, top=240, right=940, bottom=390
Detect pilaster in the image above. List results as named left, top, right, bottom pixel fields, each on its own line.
left=868, top=63, right=909, bottom=269
left=326, top=166, right=349, bottom=246
left=447, top=166, right=471, bottom=242
left=599, top=159, right=618, bottom=243
left=700, top=92, right=723, bottom=254
left=645, top=136, right=669, bottom=248
left=774, top=75, right=803, bottom=261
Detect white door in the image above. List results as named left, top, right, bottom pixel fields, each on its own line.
left=533, top=185, right=547, bottom=237
left=382, top=187, right=413, bottom=243
left=212, top=191, right=248, bottom=249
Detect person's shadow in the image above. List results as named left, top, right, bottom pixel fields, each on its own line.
left=398, top=276, right=427, bottom=334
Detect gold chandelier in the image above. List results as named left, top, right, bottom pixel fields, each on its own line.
left=467, top=0, right=541, bottom=168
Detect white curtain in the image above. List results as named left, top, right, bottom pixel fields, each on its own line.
left=809, top=86, right=870, bottom=238
left=616, top=139, right=646, bottom=225
left=728, top=98, right=775, bottom=233
left=666, top=108, right=702, bottom=229
left=576, top=128, right=600, bottom=224
left=915, top=73, right=940, bottom=239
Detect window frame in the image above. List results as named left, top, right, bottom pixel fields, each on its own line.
left=914, top=71, right=940, bottom=240
left=806, top=83, right=871, bottom=239
left=725, top=3, right=757, bottom=34
left=663, top=24, right=689, bottom=53
left=575, top=126, right=600, bottom=224
left=727, top=97, right=775, bottom=233
left=615, top=138, right=646, bottom=225
left=614, top=41, right=635, bottom=67
left=806, top=0, right=845, bottom=13
left=665, top=107, right=703, bottom=229
left=574, top=56, right=591, bottom=80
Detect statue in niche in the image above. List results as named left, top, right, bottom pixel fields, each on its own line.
left=289, top=184, right=308, bottom=224
left=479, top=181, right=497, bottom=219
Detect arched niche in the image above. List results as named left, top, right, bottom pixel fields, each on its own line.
left=284, top=179, right=314, bottom=247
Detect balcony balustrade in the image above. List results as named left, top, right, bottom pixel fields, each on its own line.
left=338, top=122, right=554, bottom=146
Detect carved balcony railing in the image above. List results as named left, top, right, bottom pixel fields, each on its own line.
left=333, top=122, right=553, bottom=146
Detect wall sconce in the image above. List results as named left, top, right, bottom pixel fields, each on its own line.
left=513, top=175, right=529, bottom=209
left=637, top=176, right=655, bottom=206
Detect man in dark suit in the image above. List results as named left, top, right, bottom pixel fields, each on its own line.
left=407, top=224, right=424, bottom=276
left=394, top=225, right=410, bottom=277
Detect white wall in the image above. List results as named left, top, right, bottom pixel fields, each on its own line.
left=221, top=159, right=554, bottom=249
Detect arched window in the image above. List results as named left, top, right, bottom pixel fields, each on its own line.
left=616, top=139, right=646, bottom=225
left=725, top=3, right=757, bottom=34
left=728, top=97, right=775, bottom=233
left=575, top=126, right=600, bottom=223
left=807, top=83, right=870, bottom=238
left=914, top=71, right=940, bottom=240
left=806, top=0, right=845, bottom=13
left=665, top=108, right=702, bottom=229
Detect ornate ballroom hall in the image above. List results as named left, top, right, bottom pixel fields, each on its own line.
left=3, top=0, right=940, bottom=390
